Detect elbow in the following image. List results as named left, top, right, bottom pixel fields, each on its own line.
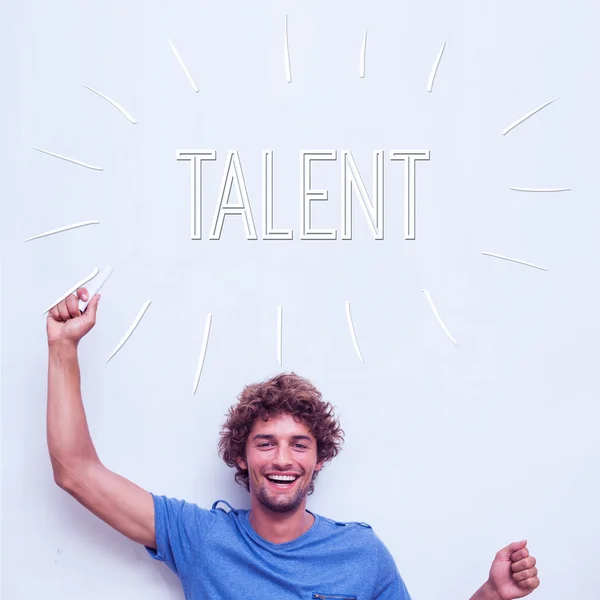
left=50, top=455, right=78, bottom=491
left=52, top=457, right=102, bottom=492
left=50, top=454, right=69, bottom=489
left=53, top=469, right=71, bottom=490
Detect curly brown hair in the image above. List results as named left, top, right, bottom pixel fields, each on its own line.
left=218, top=372, right=345, bottom=495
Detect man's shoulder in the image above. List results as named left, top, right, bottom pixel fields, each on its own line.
left=151, top=495, right=245, bottom=527
left=317, top=512, right=397, bottom=548
left=318, top=514, right=374, bottom=530
left=314, top=512, right=386, bottom=563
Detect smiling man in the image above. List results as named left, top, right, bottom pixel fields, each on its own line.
left=46, top=288, right=541, bottom=600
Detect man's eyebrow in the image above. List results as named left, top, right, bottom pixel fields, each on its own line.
left=252, top=434, right=313, bottom=442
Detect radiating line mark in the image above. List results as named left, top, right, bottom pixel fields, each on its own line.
left=510, top=187, right=571, bottom=193
left=360, top=29, right=367, bottom=78
left=168, top=38, right=199, bottom=92
left=82, top=85, right=137, bottom=124
left=421, top=289, right=459, bottom=347
left=31, top=147, right=103, bottom=171
left=345, top=301, right=364, bottom=363
left=284, top=14, right=292, bottom=83
left=193, top=313, right=212, bottom=395
left=502, top=98, right=559, bottom=135
left=106, top=301, right=152, bottom=363
left=427, top=41, right=446, bottom=92
left=481, top=252, right=547, bottom=271
left=23, top=220, right=100, bottom=243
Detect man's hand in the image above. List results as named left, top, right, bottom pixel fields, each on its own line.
left=483, top=540, right=540, bottom=600
left=46, top=288, right=100, bottom=347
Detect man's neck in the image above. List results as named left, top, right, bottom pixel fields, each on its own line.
left=248, top=499, right=315, bottom=544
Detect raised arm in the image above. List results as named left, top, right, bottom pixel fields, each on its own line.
left=47, top=288, right=156, bottom=549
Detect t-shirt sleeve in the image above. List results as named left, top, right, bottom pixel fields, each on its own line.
left=144, top=493, right=217, bottom=577
left=372, top=537, right=412, bottom=600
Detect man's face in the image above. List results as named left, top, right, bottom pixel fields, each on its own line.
left=238, top=413, right=323, bottom=513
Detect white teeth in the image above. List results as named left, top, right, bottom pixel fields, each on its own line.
left=268, top=475, right=297, bottom=482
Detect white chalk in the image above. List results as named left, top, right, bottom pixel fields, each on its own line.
left=79, top=265, right=114, bottom=312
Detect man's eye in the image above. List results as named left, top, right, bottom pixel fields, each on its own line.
left=257, top=443, right=272, bottom=447
left=294, top=444, right=308, bottom=449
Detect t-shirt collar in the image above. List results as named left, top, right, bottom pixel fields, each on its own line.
left=240, top=508, right=321, bottom=550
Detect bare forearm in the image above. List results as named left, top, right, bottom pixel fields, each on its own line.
left=47, top=341, right=100, bottom=483
left=469, top=581, right=500, bottom=600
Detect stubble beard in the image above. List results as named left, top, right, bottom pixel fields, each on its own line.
left=256, top=478, right=308, bottom=513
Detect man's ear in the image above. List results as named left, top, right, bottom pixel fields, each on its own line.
left=237, top=457, right=248, bottom=470
left=315, top=460, right=325, bottom=473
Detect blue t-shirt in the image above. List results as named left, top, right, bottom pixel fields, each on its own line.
left=145, top=494, right=412, bottom=600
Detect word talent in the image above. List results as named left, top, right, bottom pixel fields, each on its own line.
left=177, top=150, right=430, bottom=241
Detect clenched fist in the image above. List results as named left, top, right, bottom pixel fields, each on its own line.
left=487, top=540, right=540, bottom=599
left=46, top=288, right=101, bottom=347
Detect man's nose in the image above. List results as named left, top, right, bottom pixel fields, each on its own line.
left=273, top=444, right=293, bottom=467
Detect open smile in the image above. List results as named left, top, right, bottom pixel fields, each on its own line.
left=265, top=474, right=300, bottom=489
